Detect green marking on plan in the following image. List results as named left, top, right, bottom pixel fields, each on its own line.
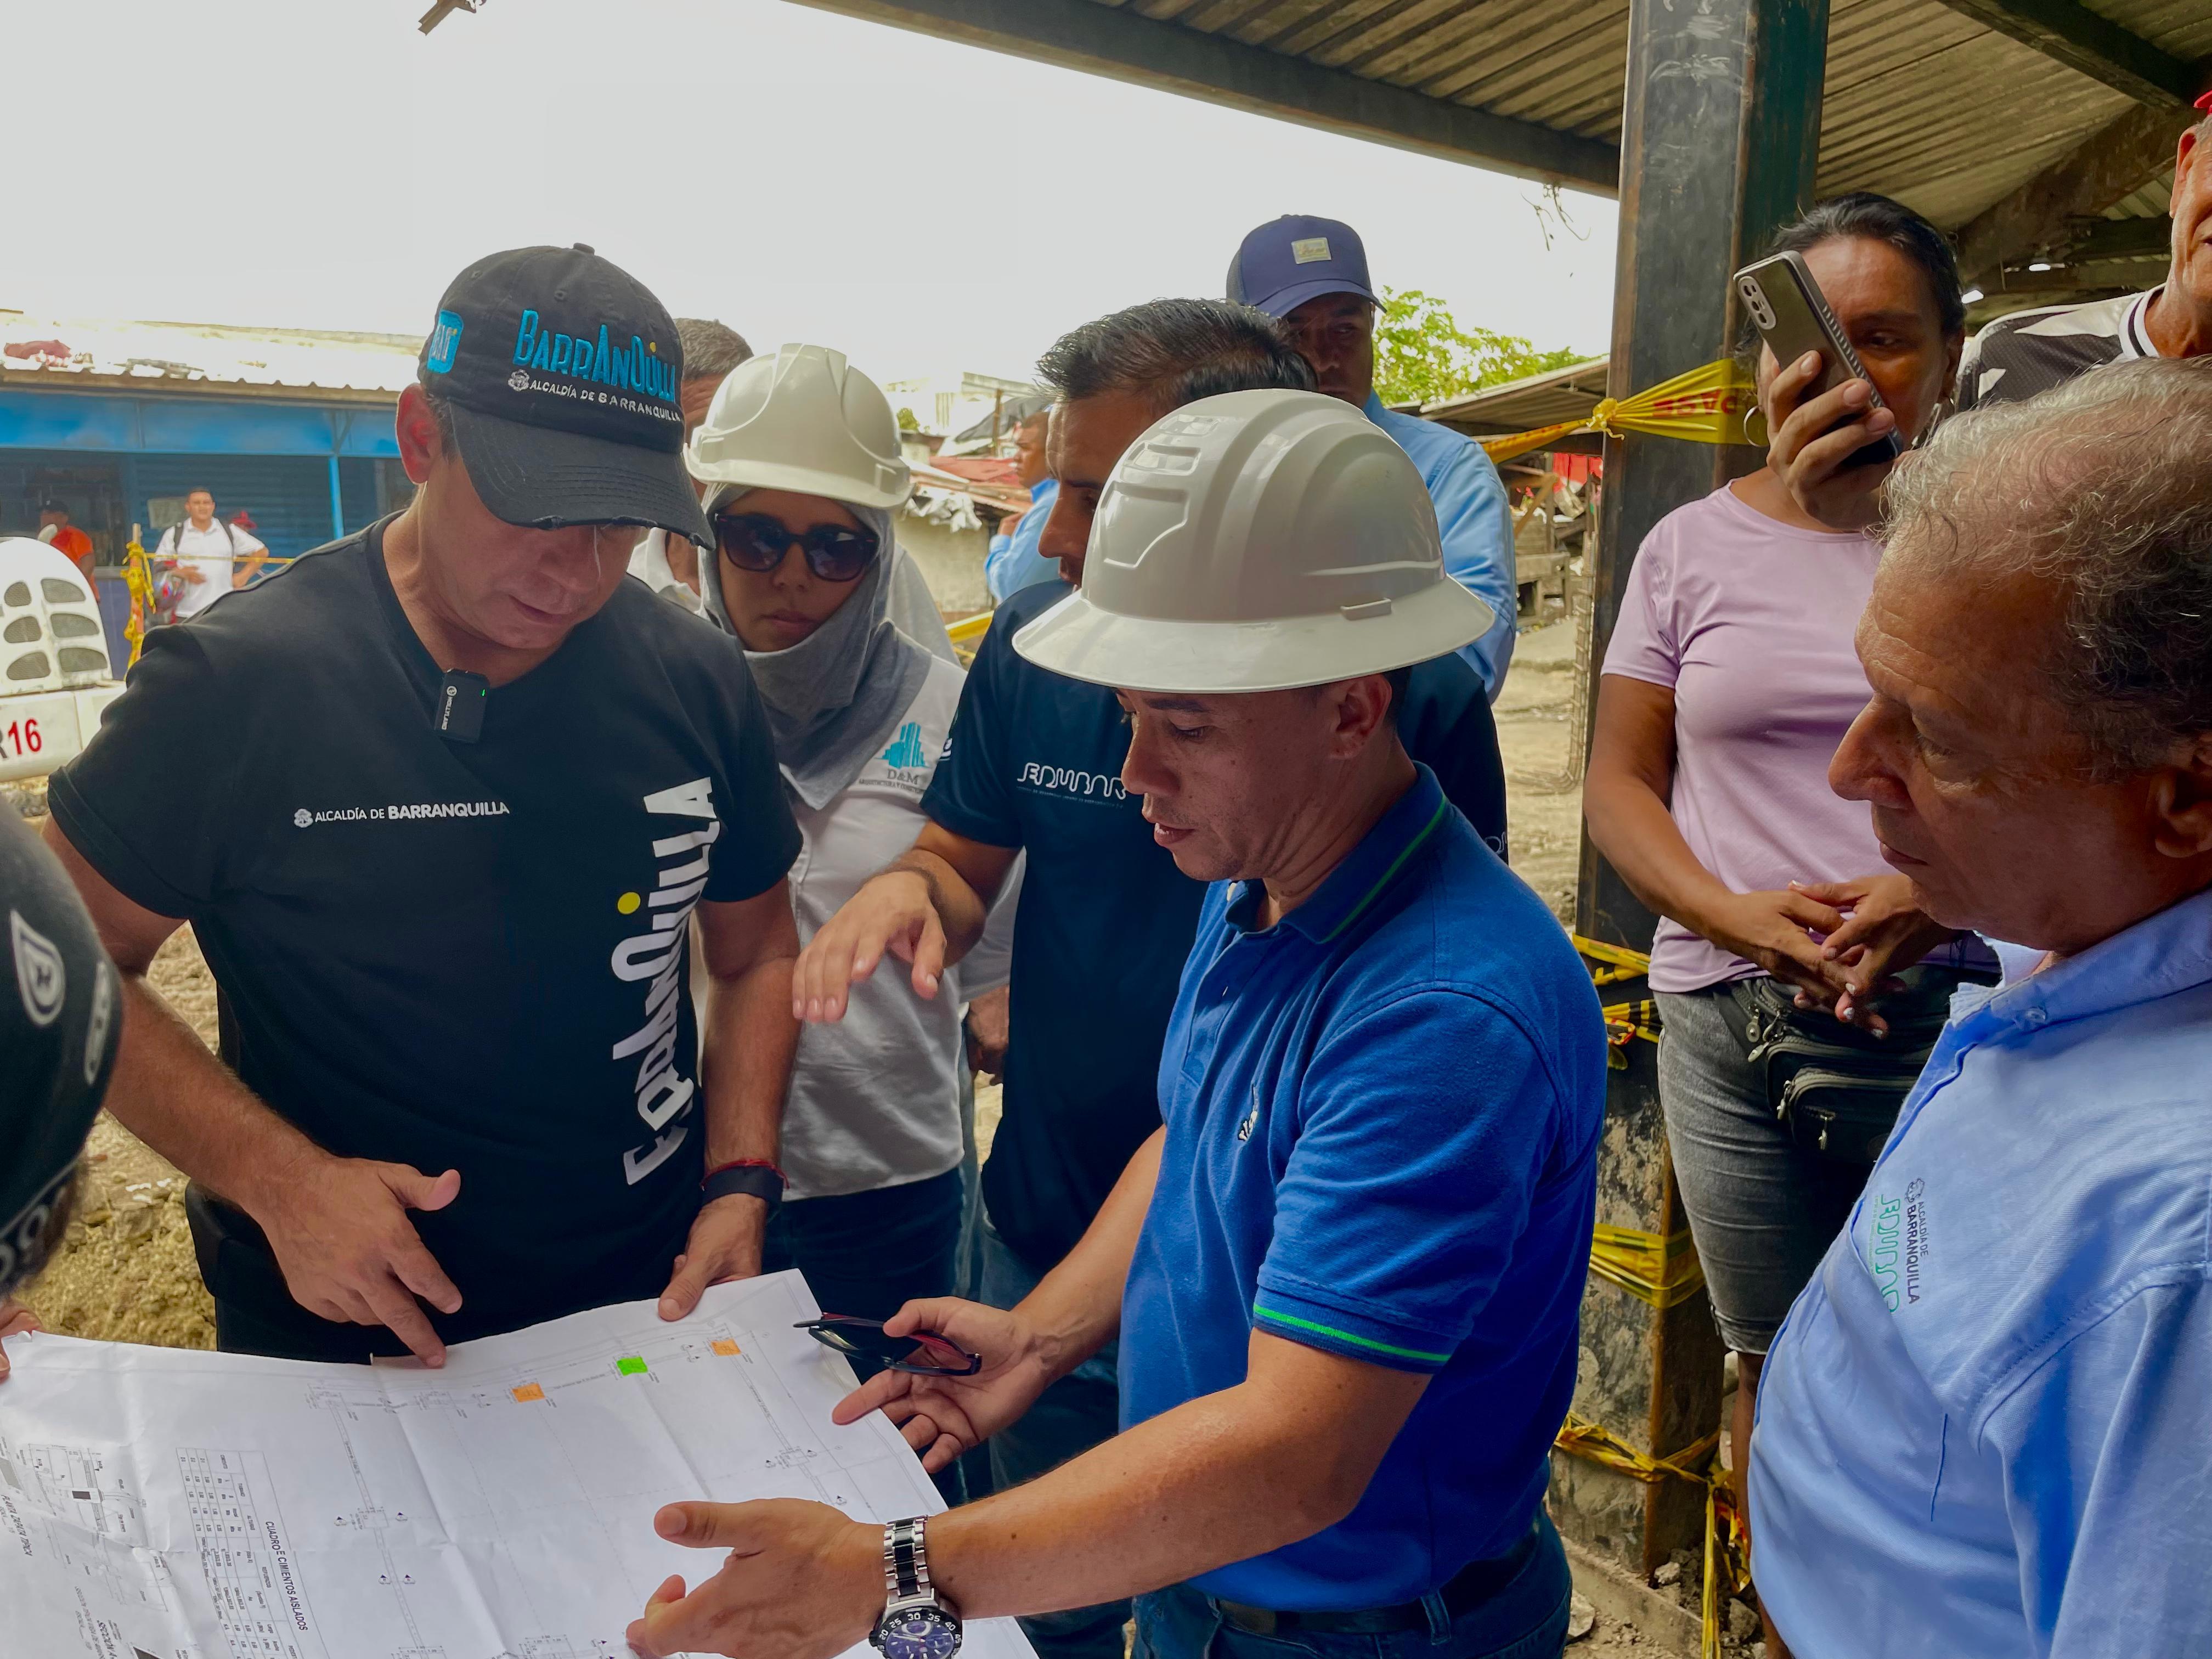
left=617, top=1356, right=647, bottom=1376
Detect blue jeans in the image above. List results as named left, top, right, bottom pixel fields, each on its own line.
left=1133, top=1516, right=1571, bottom=1659
left=974, top=1204, right=1127, bottom=1659
left=762, top=1166, right=965, bottom=1339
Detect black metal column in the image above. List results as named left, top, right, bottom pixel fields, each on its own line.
left=1556, top=0, right=1830, bottom=1577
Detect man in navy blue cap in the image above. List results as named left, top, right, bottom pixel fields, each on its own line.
left=1228, top=216, right=1517, bottom=700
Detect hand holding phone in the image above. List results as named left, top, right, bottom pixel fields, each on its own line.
left=1736, top=251, right=1906, bottom=531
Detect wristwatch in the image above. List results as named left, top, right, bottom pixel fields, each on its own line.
left=869, top=1516, right=963, bottom=1659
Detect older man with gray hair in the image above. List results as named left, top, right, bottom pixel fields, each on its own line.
left=1748, top=357, right=2212, bottom=1659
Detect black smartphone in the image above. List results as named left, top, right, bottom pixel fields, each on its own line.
left=795, top=1314, right=983, bottom=1376
left=1734, top=250, right=1904, bottom=471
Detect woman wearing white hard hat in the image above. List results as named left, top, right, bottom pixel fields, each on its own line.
left=682, top=343, right=1010, bottom=1393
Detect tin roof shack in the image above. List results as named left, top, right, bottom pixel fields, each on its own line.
left=0, top=312, right=417, bottom=660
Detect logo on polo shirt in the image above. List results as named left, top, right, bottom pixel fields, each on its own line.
left=1014, top=760, right=1129, bottom=804
left=1237, top=1087, right=1261, bottom=1142
left=610, top=777, right=718, bottom=1188
left=291, top=800, right=511, bottom=827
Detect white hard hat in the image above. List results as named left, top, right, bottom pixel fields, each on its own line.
left=686, top=342, right=911, bottom=511
left=1013, top=388, right=1493, bottom=693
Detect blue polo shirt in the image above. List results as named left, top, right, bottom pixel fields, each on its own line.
left=924, top=584, right=1512, bottom=1272
left=1119, top=766, right=1605, bottom=1610
left=1365, top=392, right=1516, bottom=701
left=1749, top=884, right=2212, bottom=1658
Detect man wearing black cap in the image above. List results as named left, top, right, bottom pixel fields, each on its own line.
left=38, top=245, right=805, bottom=1368
left=0, top=804, right=123, bottom=1381
left=1228, top=216, right=1518, bottom=700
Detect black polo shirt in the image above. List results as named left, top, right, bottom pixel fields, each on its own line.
left=924, top=579, right=1506, bottom=1272
left=48, top=520, right=798, bottom=1354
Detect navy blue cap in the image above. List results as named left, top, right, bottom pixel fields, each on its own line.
left=1226, top=216, right=1378, bottom=319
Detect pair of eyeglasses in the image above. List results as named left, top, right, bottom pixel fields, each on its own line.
left=795, top=1314, right=981, bottom=1376
left=715, top=512, right=879, bottom=583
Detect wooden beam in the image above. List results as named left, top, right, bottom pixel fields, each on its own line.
left=1922, top=0, right=2210, bottom=109
left=1561, top=0, right=1826, bottom=1582
left=775, top=0, right=1621, bottom=193
left=2062, top=215, right=2174, bottom=263
left=1953, top=102, right=2194, bottom=283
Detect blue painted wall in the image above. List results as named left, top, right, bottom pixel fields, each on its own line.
left=0, top=386, right=401, bottom=566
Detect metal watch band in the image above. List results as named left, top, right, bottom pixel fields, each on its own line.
left=701, top=1164, right=783, bottom=1209
left=883, top=1516, right=928, bottom=1601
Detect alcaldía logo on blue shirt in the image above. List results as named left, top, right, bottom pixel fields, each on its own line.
left=1870, top=1183, right=1932, bottom=1312
left=883, top=721, right=928, bottom=771
left=511, top=309, right=679, bottom=404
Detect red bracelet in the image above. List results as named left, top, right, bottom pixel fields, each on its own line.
left=703, top=1157, right=785, bottom=1189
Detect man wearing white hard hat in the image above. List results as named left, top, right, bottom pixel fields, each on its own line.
left=788, top=296, right=1509, bottom=1659
left=626, top=388, right=1607, bottom=1659
left=678, top=342, right=1015, bottom=1384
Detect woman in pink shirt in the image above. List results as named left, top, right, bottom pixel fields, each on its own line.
left=1584, top=194, right=1995, bottom=1497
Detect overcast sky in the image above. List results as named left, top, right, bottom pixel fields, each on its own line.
left=9, top=0, right=1618, bottom=383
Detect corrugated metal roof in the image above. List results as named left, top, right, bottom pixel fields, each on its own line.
left=1420, top=356, right=1610, bottom=435
left=0, top=313, right=418, bottom=397
left=1079, top=0, right=2208, bottom=229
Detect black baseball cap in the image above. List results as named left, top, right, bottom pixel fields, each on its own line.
left=418, top=244, right=713, bottom=546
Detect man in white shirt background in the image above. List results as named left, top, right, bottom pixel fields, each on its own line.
left=153, top=489, right=268, bottom=619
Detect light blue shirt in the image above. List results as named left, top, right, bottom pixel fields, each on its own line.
left=984, top=478, right=1059, bottom=602
left=1363, top=392, right=1516, bottom=699
left=1750, top=885, right=2212, bottom=1659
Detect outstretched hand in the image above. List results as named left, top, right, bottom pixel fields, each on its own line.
left=626, top=1498, right=881, bottom=1659
left=790, top=871, right=947, bottom=1024
left=833, top=1296, right=1054, bottom=1473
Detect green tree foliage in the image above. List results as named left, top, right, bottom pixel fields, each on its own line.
left=1372, top=287, right=1591, bottom=407
left=895, top=405, right=922, bottom=432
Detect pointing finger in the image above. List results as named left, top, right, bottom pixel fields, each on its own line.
left=366, top=1279, right=447, bottom=1368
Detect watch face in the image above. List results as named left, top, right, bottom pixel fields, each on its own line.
left=878, top=1607, right=962, bottom=1659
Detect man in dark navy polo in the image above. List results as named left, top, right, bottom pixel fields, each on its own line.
left=630, top=387, right=1604, bottom=1659
left=786, top=298, right=1508, bottom=1659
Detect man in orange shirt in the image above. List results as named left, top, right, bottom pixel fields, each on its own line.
left=38, top=503, right=95, bottom=580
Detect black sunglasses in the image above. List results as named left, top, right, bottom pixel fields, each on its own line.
left=715, top=512, right=879, bottom=583
left=795, top=1314, right=982, bottom=1376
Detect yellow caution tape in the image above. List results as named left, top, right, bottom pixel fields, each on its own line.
left=1573, top=934, right=1652, bottom=975
left=1479, top=359, right=1761, bottom=467
left=946, top=609, right=992, bottom=667
left=121, top=531, right=153, bottom=668
left=1589, top=1221, right=1705, bottom=1308
left=1552, top=1413, right=1748, bottom=1659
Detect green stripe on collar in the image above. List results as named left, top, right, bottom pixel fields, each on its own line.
left=1319, top=795, right=1452, bottom=944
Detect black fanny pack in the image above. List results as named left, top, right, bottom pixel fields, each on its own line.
left=1717, top=965, right=1991, bottom=1165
